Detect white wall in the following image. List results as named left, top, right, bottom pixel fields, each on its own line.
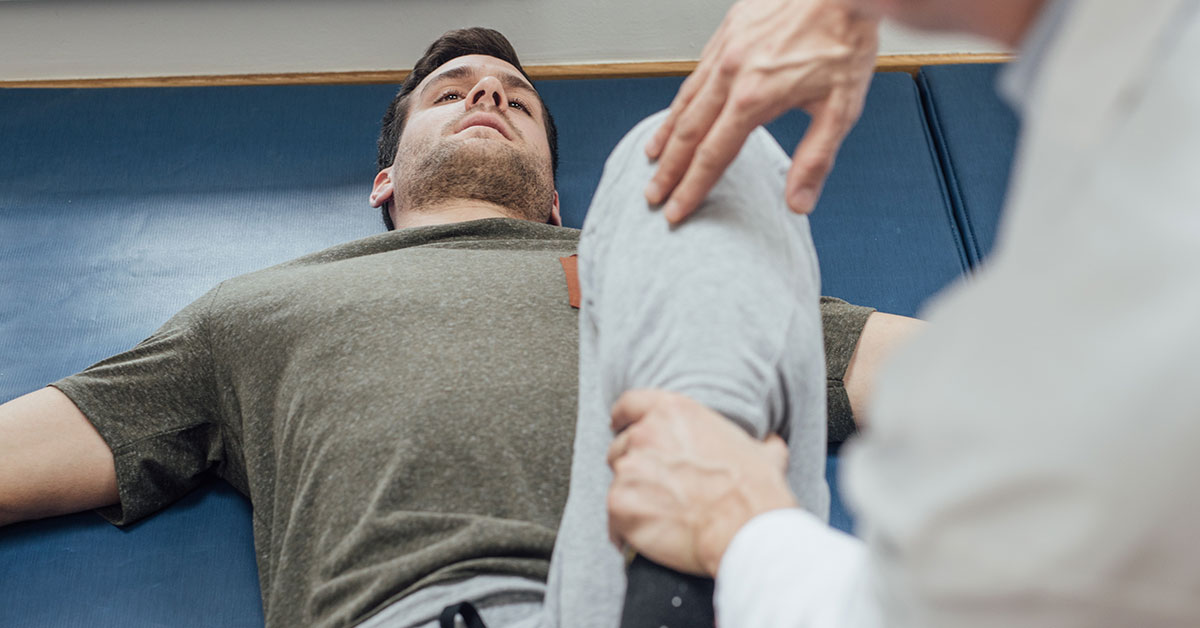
left=0, top=0, right=1004, bottom=81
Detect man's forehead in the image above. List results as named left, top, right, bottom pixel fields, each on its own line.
left=417, top=55, right=535, bottom=93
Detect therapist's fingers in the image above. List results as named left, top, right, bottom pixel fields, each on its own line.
left=609, top=388, right=666, bottom=435
left=644, top=71, right=700, bottom=166
left=645, top=21, right=727, bottom=162
left=645, top=0, right=881, bottom=223
left=661, top=92, right=771, bottom=224
left=606, top=425, right=635, bottom=468
left=643, top=72, right=697, bottom=171
left=784, top=89, right=863, bottom=214
left=644, top=55, right=742, bottom=215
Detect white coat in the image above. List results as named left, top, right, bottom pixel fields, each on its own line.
left=716, top=2, right=1200, bottom=626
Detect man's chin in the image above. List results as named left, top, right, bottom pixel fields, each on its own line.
left=456, top=126, right=509, bottom=141
left=394, top=138, right=556, bottom=225
left=446, top=135, right=516, bottom=160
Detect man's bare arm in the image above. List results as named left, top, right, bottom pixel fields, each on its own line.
left=844, top=312, right=926, bottom=427
left=0, top=387, right=118, bottom=526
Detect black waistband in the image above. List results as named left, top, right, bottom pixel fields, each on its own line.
left=439, top=601, right=488, bottom=628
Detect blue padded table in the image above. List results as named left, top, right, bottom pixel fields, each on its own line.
left=0, top=69, right=1013, bottom=626
left=918, top=63, right=1021, bottom=264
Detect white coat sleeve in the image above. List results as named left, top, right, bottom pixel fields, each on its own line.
left=715, top=508, right=881, bottom=628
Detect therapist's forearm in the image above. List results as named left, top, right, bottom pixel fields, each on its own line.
left=813, top=0, right=886, bottom=20
left=833, top=0, right=885, bottom=14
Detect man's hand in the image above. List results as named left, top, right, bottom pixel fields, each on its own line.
left=606, top=389, right=798, bottom=577
left=644, top=0, right=880, bottom=223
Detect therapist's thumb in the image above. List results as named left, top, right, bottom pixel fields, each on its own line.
left=611, top=388, right=664, bottom=433
left=763, top=434, right=789, bottom=472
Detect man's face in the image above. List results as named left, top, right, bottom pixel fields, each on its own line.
left=404, top=54, right=554, bottom=169
left=372, top=54, right=559, bottom=225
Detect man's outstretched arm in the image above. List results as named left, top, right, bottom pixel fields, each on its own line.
left=0, top=388, right=118, bottom=526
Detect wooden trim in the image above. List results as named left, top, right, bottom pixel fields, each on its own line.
left=1, top=71, right=414, bottom=89
left=0, top=53, right=1013, bottom=88
left=530, top=61, right=699, bottom=80
left=874, top=53, right=1013, bottom=75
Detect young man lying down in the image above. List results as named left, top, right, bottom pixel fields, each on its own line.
left=0, top=27, right=920, bottom=628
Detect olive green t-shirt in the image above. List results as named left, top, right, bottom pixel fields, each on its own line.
left=55, top=218, right=583, bottom=628
left=53, top=217, right=874, bottom=628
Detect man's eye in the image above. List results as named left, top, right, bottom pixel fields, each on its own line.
left=435, top=92, right=462, bottom=103
left=509, top=99, right=529, bottom=112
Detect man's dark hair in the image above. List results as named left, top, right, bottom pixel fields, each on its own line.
left=376, top=27, right=559, bottom=230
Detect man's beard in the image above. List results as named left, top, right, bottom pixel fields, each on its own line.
left=392, top=137, right=556, bottom=224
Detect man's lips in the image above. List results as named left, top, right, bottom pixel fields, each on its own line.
left=455, top=113, right=512, bottom=140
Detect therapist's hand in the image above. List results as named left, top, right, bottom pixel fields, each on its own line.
left=607, top=389, right=798, bottom=577
left=645, top=0, right=880, bottom=223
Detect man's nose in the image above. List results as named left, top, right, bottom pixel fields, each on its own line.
left=466, top=76, right=506, bottom=110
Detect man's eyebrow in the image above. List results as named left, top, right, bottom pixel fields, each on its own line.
left=499, top=74, right=537, bottom=94
left=422, top=65, right=537, bottom=97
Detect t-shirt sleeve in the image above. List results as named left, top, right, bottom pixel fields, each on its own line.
left=51, top=286, right=226, bottom=526
left=819, top=296, right=875, bottom=446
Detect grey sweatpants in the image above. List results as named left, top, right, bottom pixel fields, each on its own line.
left=373, top=111, right=829, bottom=628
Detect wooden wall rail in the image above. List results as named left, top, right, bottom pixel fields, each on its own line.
left=0, top=53, right=1012, bottom=88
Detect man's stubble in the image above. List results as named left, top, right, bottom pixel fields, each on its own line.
left=392, top=133, right=557, bottom=224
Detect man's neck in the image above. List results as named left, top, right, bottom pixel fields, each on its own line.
left=390, top=201, right=515, bottom=230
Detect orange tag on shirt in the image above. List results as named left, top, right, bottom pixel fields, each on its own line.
left=559, top=255, right=581, bottom=309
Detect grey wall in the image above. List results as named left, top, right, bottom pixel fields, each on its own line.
left=0, top=0, right=1003, bottom=81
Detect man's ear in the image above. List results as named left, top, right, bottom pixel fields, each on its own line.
left=548, top=190, right=562, bottom=227
left=370, top=168, right=395, bottom=209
